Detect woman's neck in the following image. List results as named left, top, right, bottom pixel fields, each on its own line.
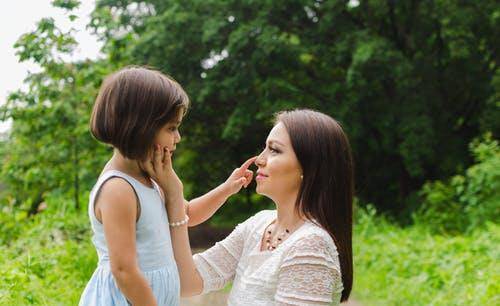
left=273, top=192, right=306, bottom=232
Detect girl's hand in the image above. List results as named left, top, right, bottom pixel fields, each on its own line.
left=222, top=156, right=257, bottom=196
left=141, top=144, right=183, bottom=199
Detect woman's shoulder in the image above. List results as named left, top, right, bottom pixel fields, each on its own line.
left=252, top=209, right=276, bottom=219
left=287, top=221, right=339, bottom=258
left=233, top=210, right=275, bottom=236
left=244, top=209, right=275, bottom=226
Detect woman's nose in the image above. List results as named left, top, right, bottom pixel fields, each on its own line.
left=255, top=152, right=266, bottom=167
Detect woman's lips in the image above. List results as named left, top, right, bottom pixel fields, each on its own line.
left=256, top=173, right=268, bottom=181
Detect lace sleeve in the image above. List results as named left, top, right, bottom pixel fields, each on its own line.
left=275, top=234, right=342, bottom=305
left=193, top=212, right=263, bottom=294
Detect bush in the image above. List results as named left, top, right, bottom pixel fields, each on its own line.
left=0, top=196, right=96, bottom=305
left=414, top=134, right=500, bottom=233
left=353, top=205, right=500, bottom=306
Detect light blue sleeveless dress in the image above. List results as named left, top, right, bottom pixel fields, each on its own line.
left=79, top=170, right=181, bottom=306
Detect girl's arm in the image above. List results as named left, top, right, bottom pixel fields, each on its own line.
left=186, top=158, right=256, bottom=226
left=165, top=192, right=204, bottom=296
left=98, top=178, right=158, bottom=306
left=162, top=189, right=257, bottom=297
left=142, top=147, right=255, bottom=296
left=143, top=146, right=203, bottom=296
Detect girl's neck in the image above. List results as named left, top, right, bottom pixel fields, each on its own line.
left=105, top=149, right=148, bottom=181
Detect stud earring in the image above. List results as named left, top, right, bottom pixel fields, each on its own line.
left=300, top=174, right=303, bottom=179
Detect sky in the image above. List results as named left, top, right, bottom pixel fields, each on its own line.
left=0, top=0, right=101, bottom=133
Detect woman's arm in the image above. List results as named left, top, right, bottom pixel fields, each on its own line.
left=274, top=234, right=342, bottom=305
left=98, top=178, right=157, bottom=306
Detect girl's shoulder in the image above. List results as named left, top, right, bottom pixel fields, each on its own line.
left=93, top=176, right=138, bottom=212
left=90, top=171, right=140, bottom=220
left=97, top=176, right=136, bottom=201
left=93, top=170, right=138, bottom=201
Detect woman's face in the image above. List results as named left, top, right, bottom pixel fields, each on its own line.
left=254, top=122, right=303, bottom=200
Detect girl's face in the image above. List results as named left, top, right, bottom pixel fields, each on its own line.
left=254, top=122, right=303, bottom=200
left=154, top=112, right=182, bottom=153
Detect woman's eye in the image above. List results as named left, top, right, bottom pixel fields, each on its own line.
left=262, top=145, right=279, bottom=154
left=169, top=126, right=178, bottom=132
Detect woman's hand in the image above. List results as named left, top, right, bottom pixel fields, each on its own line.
left=141, top=144, right=183, bottom=200
left=222, top=156, right=257, bottom=196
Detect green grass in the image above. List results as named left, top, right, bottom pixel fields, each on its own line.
left=0, top=205, right=96, bottom=305
left=1, top=204, right=498, bottom=305
left=353, top=207, right=499, bottom=305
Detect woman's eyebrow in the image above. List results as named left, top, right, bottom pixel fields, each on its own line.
left=268, top=139, right=285, bottom=147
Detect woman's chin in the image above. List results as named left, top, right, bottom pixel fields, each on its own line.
left=255, top=185, right=270, bottom=197
left=255, top=185, right=264, bottom=195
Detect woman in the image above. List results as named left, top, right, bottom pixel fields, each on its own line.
left=144, top=109, right=353, bottom=305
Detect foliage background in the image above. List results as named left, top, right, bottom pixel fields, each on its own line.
left=0, top=0, right=498, bottom=305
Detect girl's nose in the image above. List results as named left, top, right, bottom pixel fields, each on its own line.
left=175, top=131, right=181, bottom=143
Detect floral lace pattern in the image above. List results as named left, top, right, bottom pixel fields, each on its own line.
left=193, top=210, right=343, bottom=305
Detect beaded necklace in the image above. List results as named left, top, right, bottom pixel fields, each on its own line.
left=264, top=223, right=290, bottom=251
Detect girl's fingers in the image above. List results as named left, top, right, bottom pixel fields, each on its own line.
left=162, top=147, right=168, bottom=165
left=153, top=144, right=162, bottom=170
left=140, top=158, right=155, bottom=177
left=243, top=170, right=253, bottom=188
left=238, top=156, right=258, bottom=174
left=163, top=147, right=172, bottom=168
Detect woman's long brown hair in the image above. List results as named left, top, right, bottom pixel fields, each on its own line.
left=276, top=109, right=354, bottom=302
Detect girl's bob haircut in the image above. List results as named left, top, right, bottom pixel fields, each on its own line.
left=90, top=66, right=189, bottom=160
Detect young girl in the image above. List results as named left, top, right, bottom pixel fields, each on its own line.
left=145, top=109, right=353, bottom=305
left=79, top=66, right=254, bottom=306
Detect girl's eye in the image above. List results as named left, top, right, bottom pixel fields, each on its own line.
left=169, top=126, right=178, bottom=132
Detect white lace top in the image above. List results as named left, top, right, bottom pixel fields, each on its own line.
left=193, top=210, right=343, bottom=305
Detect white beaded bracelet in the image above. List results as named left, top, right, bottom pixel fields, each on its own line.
left=169, top=214, right=189, bottom=227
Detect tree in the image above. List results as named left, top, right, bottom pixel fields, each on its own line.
left=88, top=0, right=499, bottom=217
left=0, top=1, right=114, bottom=213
